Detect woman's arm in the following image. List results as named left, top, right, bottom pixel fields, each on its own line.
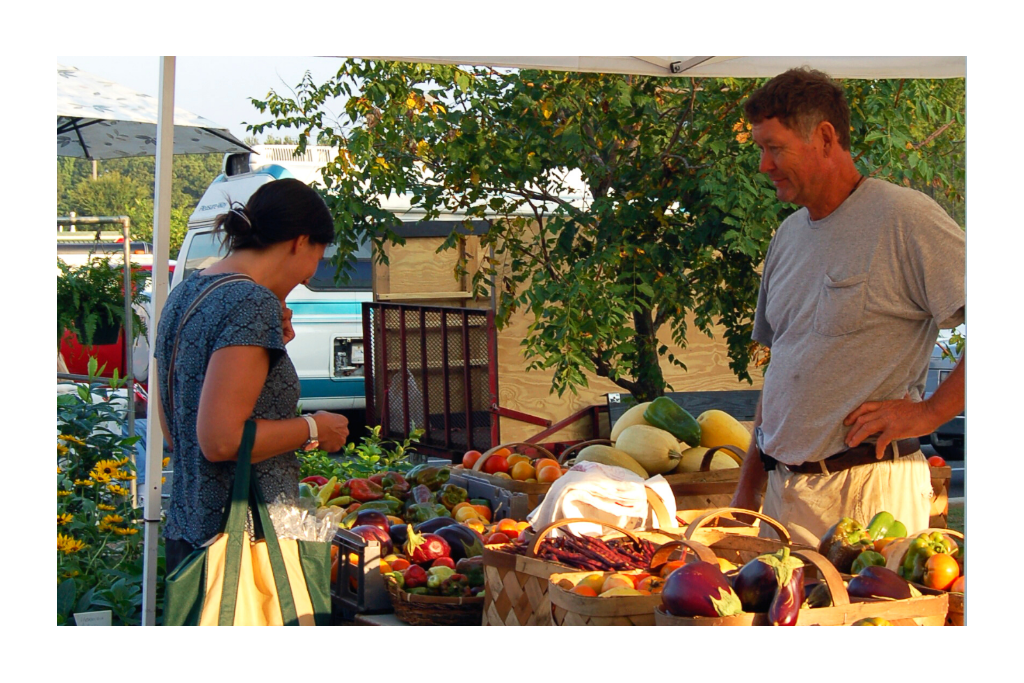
left=195, top=345, right=311, bottom=463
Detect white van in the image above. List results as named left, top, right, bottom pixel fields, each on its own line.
left=171, top=153, right=372, bottom=411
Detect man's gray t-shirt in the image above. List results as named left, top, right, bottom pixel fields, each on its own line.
left=752, top=178, right=965, bottom=466
left=156, top=272, right=301, bottom=546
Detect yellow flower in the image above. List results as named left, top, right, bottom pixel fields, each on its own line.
left=59, top=434, right=86, bottom=446
left=107, top=484, right=130, bottom=497
left=162, top=457, right=170, bottom=468
left=114, top=470, right=136, bottom=482
left=61, top=570, right=80, bottom=579
left=57, top=513, right=73, bottom=526
left=118, top=456, right=130, bottom=466
left=90, top=471, right=111, bottom=484
left=57, top=465, right=63, bottom=473
left=57, top=445, right=69, bottom=456
left=57, top=490, right=71, bottom=497
left=92, top=459, right=121, bottom=479
left=101, top=514, right=125, bottom=527
left=57, top=533, right=87, bottom=554
left=74, top=479, right=95, bottom=487
left=97, top=504, right=116, bottom=511
left=736, top=132, right=751, bottom=144
left=113, top=527, right=139, bottom=536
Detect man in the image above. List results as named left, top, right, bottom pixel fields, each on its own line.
left=729, top=69, right=965, bottom=547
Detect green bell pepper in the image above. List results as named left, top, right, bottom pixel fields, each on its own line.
left=888, top=520, right=908, bottom=539
left=902, top=532, right=956, bottom=583
left=643, top=396, right=701, bottom=447
left=865, top=511, right=896, bottom=541
left=438, top=483, right=468, bottom=510
left=851, top=550, right=887, bottom=574
left=406, top=465, right=450, bottom=491
left=405, top=503, right=439, bottom=524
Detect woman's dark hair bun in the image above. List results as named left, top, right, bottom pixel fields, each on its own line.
left=213, top=178, right=334, bottom=253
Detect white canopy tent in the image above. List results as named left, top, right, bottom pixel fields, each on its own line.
left=140, top=55, right=966, bottom=625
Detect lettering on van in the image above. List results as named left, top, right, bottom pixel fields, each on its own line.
left=199, top=201, right=229, bottom=213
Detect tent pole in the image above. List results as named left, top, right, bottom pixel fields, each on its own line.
left=123, top=216, right=137, bottom=507
left=141, top=55, right=175, bottom=627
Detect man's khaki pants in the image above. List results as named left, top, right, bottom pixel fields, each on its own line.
left=760, top=450, right=933, bottom=547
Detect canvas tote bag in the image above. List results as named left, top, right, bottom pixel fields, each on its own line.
left=163, top=420, right=332, bottom=625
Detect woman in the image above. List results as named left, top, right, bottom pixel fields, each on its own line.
left=156, top=178, right=350, bottom=573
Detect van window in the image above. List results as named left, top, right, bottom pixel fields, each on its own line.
left=182, top=231, right=229, bottom=281
left=307, top=242, right=374, bottom=291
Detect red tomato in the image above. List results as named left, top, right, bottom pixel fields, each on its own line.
left=485, top=532, right=511, bottom=545
left=462, top=450, right=482, bottom=468
left=927, top=455, right=947, bottom=468
left=432, top=557, right=456, bottom=570
left=482, top=455, right=510, bottom=475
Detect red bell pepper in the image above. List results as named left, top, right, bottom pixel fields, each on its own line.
left=369, top=473, right=386, bottom=486
left=346, top=478, right=384, bottom=502
left=403, top=564, right=428, bottom=589
left=300, top=475, right=329, bottom=488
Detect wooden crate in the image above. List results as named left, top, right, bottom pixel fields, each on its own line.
left=929, top=465, right=952, bottom=528
left=652, top=539, right=948, bottom=626
left=884, top=528, right=964, bottom=625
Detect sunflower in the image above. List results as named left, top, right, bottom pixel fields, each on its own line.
left=57, top=490, right=70, bottom=497
left=74, top=479, right=95, bottom=487
left=97, top=503, right=116, bottom=511
left=59, top=434, right=86, bottom=446
left=57, top=513, right=73, bottom=526
left=60, top=570, right=80, bottom=580
left=91, top=459, right=121, bottom=479
left=57, top=533, right=87, bottom=554
left=107, top=484, right=130, bottom=497
left=113, top=526, right=139, bottom=536
left=114, top=470, right=136, bottom=482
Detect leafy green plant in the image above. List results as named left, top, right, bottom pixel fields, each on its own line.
left=57, top=360, right=164, bottom=625
left=297, top=425, right=425, bottom=481
left=57, top=256, right=148, bottom=348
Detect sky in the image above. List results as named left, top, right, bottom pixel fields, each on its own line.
left=55, top=56, right=346, bottom=142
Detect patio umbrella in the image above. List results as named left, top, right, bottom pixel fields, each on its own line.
left=360, top=56, right=966, bottom=79
left=57, top=63, right=252, bottom=159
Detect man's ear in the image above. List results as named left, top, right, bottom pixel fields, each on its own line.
left=292, top=234, right=309, bottom=254
left=817, top=121, right=838, bottom=157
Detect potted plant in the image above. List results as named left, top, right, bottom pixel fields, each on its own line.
left=57, top=256, right=148, bottom=348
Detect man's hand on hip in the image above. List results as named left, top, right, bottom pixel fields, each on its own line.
left=843, top=394, right=937, bottom=459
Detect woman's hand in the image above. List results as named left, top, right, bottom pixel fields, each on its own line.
left=281, top=302, right=295, bottom=345
left=312, top=411, right=350, bottom=453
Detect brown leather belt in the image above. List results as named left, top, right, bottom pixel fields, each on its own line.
left=760, top=437, right=921, bottom=476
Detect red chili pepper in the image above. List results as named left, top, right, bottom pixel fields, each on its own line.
left=300, top=475, right=329, bottom=487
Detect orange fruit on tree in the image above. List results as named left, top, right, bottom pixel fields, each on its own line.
left=923, top=553, right=960, bottom=591
left=462, top=450, right=482, bottom=469
left=537, top=466, right=562, bottom=483
left=511, top=461, right=536, bottom=480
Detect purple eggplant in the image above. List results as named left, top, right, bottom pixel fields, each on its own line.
left=349, top=525, right=393, bottom=556
left=847, top=565, right=912, bottom=601
left=432, top=524, right=485, bottom=561
left=354, top=509, right=390, bottom=533
left=388, top=523, right=409, bottom=549
left=733, top=558, right=779, bottom=613
left=768, top=565, right=804, bottom=626
left=661, top=561, right=744, bottom=618
left=414, top=516, right=460, bottom=534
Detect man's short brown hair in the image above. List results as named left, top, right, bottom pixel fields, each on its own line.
left=743, top=68, right=851, bottom=150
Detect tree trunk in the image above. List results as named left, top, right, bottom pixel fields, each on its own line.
left=630, top=305, right=665, bottom=402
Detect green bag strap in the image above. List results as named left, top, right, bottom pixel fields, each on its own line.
left=218, top=420, right=256, bottom=626
left=249, top=476, right=300, bottom=625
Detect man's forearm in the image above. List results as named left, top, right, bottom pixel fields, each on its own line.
left=925, top=351, right=965, bottom=427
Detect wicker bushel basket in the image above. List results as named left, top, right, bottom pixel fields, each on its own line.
left=548, top=570, right=663, bottom=626
left=651, top=538, right=949, bottom=626
left=386, top=582, right=485, bottom=626
left=481, top=518, right=650, bottom=626
left=884, top=528, right=964, bottom=625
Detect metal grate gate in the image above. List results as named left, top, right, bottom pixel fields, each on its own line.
left=363, top=303, right=498, bottom=460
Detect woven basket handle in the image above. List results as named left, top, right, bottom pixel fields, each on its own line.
left=883, top=528, right=965, bottom=573
left=473, top=442, right=557, bottom=472
left=557, top=439, right=614, bottom=465
left=644, top=487, right=674, bottom=528
left=683, top=507, right=791, bottom=544
left=699, top=444, right=746, bottom=471
left=648, top=538, right=719, bottom=569
left=527, top=517, right=641, bottom=558
left=791, top=548, right=850, bottom=607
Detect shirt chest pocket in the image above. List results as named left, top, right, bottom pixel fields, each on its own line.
left=813, top=271, right=869, bottom=336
